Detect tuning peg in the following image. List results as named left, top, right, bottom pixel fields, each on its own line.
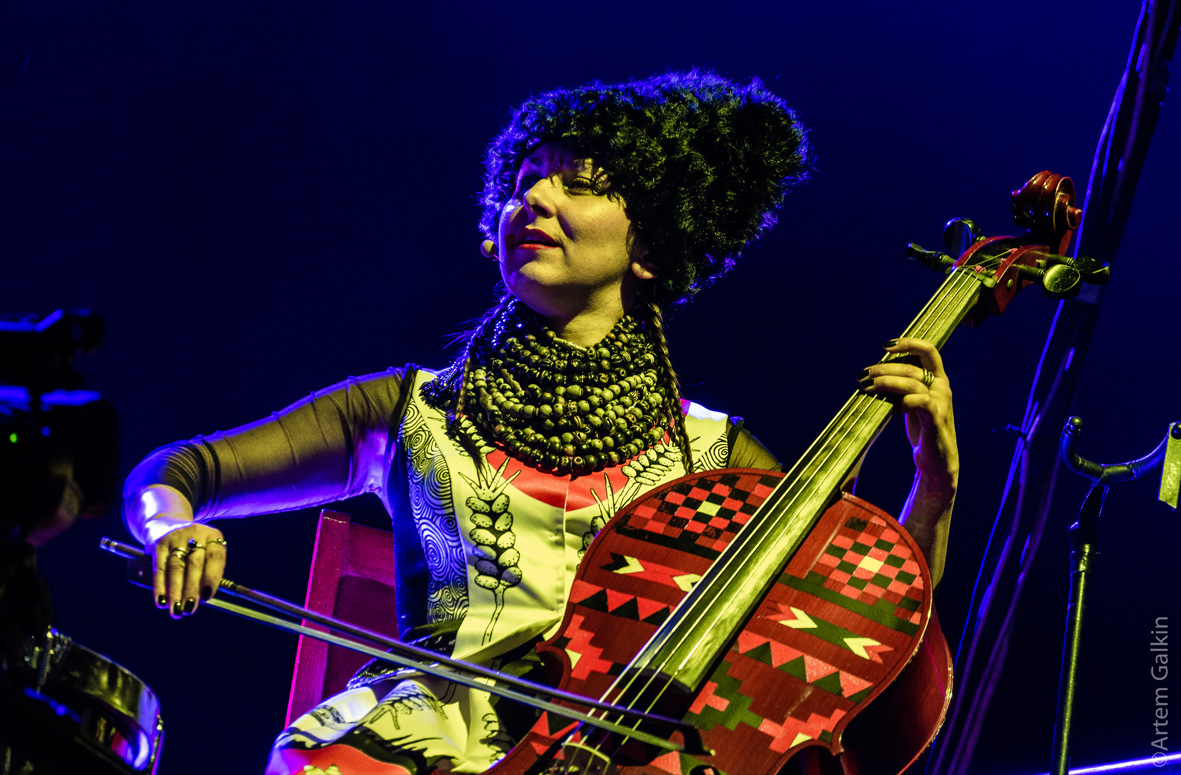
left=943, top=218, right=983, bottom=254
left=1041, top=264, right=1082, bottom=299
left=1029, top=252, right=1111, bottom=288
left=1016, top=263, right=1082, bottom=299
left=1064, top=255, right=1103, bottom=274
left=905, top=243, right=957, bottom=273
left=1053, top=254, right=1109, bottom=285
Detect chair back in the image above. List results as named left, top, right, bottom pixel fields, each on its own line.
left=285, top=510, right=398, bottom=725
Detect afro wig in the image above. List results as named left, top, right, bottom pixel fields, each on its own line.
left=481, top=69, right=811, bottom=307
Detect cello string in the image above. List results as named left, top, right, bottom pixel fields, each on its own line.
left=560, top=253, right=1007, bottom=775
left=647, top=268, right=980, bottom=658
left=637, top=270, right=980, bottom=680
left=558, top=280, right=977, bottom=765
left=610, top=270, right=981, bottom=720
left=594, top=271, right=978, bottom=723
left=579, top=269, right=985, bottom=749
left=554, top=263, right=991, bottom=761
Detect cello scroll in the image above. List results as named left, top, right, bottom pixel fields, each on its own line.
left=906, top=171, right=1108, bottom=324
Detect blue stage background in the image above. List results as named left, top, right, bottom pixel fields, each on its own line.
left=5, top=1, right=1178, bottom=772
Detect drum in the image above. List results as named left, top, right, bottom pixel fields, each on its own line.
left=2, top=628, right=162, bottom=773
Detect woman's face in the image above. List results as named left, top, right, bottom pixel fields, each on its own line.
left=497, top=143, right=652, bottom=322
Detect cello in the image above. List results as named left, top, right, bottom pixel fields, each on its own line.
left=480, top=171, right=1103, bottom=775
left=101, top=171, right=1105, bottom=774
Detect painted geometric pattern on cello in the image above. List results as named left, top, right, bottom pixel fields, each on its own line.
left=568, top=574, right=674, bottom=627
left=688, top=663, right=843, bottom=748
left=531, top=477, right=933, bottom=775
left=671, top=640, right=860, bottom=774
left=667, top=507, right=931, bottom=774
left=549, top=609, right=632, bottom=682
left=806, top=514, right=926, bottom=627
left=616, top=471, right=779, bottom=559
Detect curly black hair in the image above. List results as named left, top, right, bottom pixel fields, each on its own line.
left=481, top=69, right=811, bottom=306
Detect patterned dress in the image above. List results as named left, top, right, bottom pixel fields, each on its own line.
left=123, top=367, right=776, bottom=774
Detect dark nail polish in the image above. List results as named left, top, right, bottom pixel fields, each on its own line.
left=171, top=601, right=182, bottom=616
left=201, top=586, right=212, bottom=601
left=157, top=595, right=167, bottom=608
left=857, top=376, right=875, bottom=391
left=855, top=368, right=870, bottom=381
left=183, top=598, right=196, bottom=614
left=883, top=339, right=899, bottom=348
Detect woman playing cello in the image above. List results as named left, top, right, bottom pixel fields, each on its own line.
left=122, top=70, right=957, bottom=774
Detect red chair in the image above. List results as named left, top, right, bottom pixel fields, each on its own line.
left=285, top=510, right=399, bottom=725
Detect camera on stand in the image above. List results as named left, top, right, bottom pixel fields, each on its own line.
left=0, top=310, right=161, bottom=774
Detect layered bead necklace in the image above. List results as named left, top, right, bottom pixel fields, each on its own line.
left=424, top=301, right=675, bottom=476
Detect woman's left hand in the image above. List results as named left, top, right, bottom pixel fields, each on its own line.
left=857, top=337, right=958, bottom=584
left=857, top=336, right=958, bottom=493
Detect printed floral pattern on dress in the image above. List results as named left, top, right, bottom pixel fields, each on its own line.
left=477, top=712, right=514, bottom=757
left=697, top=431, right=729, bottom=472
left=403, top=398, right=469, bottom=625
left=460, top=458, right=523, bottom=645
left=618, top=442, right=684, bottom=501
left=272, top=391, right=735, bottom=772
left=582, top=443, right=684, bottom=554
left=362, top=683, right=450, bottom=731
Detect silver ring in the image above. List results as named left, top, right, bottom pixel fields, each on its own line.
left=186, top=539, right=205, bottom=552
left=921, top=368, right=935, bottom=389
left=208, top=538, right=228, bottom=548
left=169, top=547, right=189, bottom=561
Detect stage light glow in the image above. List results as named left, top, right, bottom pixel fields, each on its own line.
left=1015, top=753, right=1181, bottom=775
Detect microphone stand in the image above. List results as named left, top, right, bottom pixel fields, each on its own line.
left=1052, top=416, right=1179, bottom=775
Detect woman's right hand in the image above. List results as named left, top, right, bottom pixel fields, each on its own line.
left=150, top=522, right=227, bottom=618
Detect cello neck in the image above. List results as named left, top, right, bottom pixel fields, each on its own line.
left=786, top=264, right=987, bottom=503
left=616, top=267, right=987, bottom=693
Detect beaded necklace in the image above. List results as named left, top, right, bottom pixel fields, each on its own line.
left=423, top=301, right=675, bottom=476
